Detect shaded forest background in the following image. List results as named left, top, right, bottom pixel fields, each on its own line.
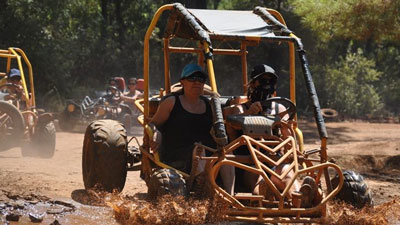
left=0, top=0, right=399, bottom=119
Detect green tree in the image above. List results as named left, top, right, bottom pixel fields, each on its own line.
left=289, top=0, right=400, bottom=43
left=323, top=48, right=383, bottom=117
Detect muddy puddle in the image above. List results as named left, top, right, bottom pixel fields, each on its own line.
left=0, top=190, right=118, bottom=225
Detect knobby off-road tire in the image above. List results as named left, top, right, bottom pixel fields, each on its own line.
left=0, top=101, right=25, bottom=151
left=331, top=170, right=373, bottom=208
left=82, top=119, right=127, bottom=192
left=147, top=168, right=187, bottom=200
left=30, top=121, right=56, bottom=158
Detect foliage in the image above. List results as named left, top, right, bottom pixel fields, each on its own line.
left=322, top=47, right=383, bottom=117
left=289, top=0, right=400, bottom=43
left=0, top=0, right=398, bottom=119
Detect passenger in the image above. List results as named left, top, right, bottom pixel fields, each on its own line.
left=120, top=77, right=143, bottom=105
left=149, top=63, right=234, bottom=194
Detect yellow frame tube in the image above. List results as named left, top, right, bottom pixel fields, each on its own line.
left=143, top=4, right=174, bottom=119
left=9, top=48, right=34, bottom=107
left=240, top=42, right=248, bottom=95
left=163, top=38, right=171, bottom=94
left=203, top=42, right=218, bottom=93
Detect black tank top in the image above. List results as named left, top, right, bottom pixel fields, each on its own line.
left=160, top=94, right=214, bottom=173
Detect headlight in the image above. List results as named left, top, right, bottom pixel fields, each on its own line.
left=97, top=107, right=106, bottom=116
left=67, top=104, right=75, bottom=112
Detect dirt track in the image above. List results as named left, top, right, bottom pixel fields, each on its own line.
left=1, top=121, right=400, bottom=224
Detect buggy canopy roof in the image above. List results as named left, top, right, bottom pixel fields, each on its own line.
left=164, top=3, right=292, bottom=44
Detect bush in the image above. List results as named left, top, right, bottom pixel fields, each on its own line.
left=323, top=48, right=383, bottom=118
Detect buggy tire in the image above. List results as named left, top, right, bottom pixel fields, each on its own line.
left=331, top=170, right=373, bottom=208
left=321, top=108, right=338, bottom=118
left=147, top=168, right=187, bottom=199
left=82, top=119, right=127, bottom=192
left=0, top=101, right=25, bottom=151
left=30, top=121, right=56, bottom=158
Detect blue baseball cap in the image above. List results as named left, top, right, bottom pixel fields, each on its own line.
left=9, top=68, right=21, bottom=78
left=180, top=64, right=207, bottom=80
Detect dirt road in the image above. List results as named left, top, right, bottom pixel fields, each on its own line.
left=1, top=121, right=399, bottom=224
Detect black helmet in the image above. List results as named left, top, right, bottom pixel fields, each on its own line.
left=249, top=64, right=278, bottom=84
left=248, top=64, right=278, bottom=103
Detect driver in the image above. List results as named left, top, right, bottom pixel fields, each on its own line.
left=224, top=64, right=320, bottom=207
left=225, top=64, right=285, bottom=119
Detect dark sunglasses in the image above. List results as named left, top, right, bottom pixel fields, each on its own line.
left=185, top=76, right=207, bottom=83
left=10, top=76, right=21, bottom=82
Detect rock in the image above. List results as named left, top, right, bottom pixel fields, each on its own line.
left=50, top=219, right=61, bottom=225
left=29, top=213, right=44, bottom=223
left=12, top=200, right=25, bottom=209
left=47, top=207, right=64, bottom=214
left=5, top=212, right=21, bottom=221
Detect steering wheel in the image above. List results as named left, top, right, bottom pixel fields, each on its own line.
left=259, top=97, right=296, bottom=121
left=105, top=86, right=122, bottom=102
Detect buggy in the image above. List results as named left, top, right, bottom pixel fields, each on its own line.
left=81, top=3, right=373, bottom=223
left=0, top=47, right=56, bottom=158
left=58, top=84, right=133, bottom=133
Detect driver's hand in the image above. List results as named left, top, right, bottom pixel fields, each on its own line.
left=150, top=129, right=162, bottom=152
left=247, top=101, right=262, bottom=115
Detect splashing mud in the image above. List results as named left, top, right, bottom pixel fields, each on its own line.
left=106, top=194, right=400, bottom=225
left=108, top=195, right=227, bottom=225
left=323, top=199, right=400, bottom=225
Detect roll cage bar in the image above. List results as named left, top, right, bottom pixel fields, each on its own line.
left=142, top=3, right=328, bottom=156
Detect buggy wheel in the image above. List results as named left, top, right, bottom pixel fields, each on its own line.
left=331, top=170, right=373, bottom=208
left=0, top=101, right=25, bottom=151
left=30, top=121, right=56, bottom=158
left=147, top=168, right=187, bottom=199
left=82, top=119, right=127, bottom=192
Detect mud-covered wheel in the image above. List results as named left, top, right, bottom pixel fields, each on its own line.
left=58, top=110, right=75, bottom=131
left=331, top=170, right=373, bottom=208
left=82, top=119, right=127, bottom=192
left=0, top=101, right=25, bottom=151
left=147, top=168, right=187, bottom=199
left=31, top=121, right=56, bottom=158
